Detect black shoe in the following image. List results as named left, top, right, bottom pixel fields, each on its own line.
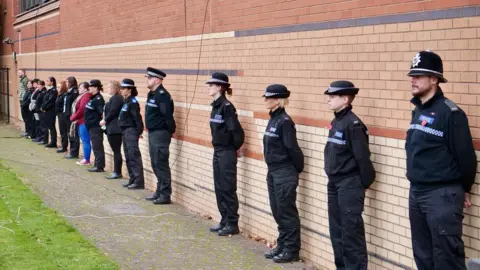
left=122, top=179, right=134, bottom=187
left=153, top=196, right=171, bottom=205
left=265, top=246, right=283, bottom=259
left=38, top=141, right=47, bottom=145
left=32, top=138, right=41, bottom=142
left=88, top=167, right=104, bottom=172
left=209, top=224, right=225, bottom=233
left=218, top=225, right=239, bottom=236
left=20, top=132, right=28, bottom=137
left=145, top=192, right=160, bottom=201
left=64, top=154, right=78, bottom=159
left=272, top=251, right=300, bottom=263
left=127, top=183, right=144, bottom=190
left=106, top=173, right=122, bottom=179
left=57, top=148, right=67, bottom=153
left=45, top=144, right=57, bottom=148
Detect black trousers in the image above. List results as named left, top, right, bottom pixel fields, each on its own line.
left=36, top=112, right=45, bottom=140
left=148, top=130, right=172, bottom=198
left=123, top=128, right=143, bottom=184
left=30, top=112, right=38, bottom=138
left=58, top=113, right=70, bottom=149
left=328, top=175, right=367, bottom=270
left=267, top=165, right=301, bottom=253
left=409, top=185, right=466, bottom=270
left=21, top=106, right=31, bottom=134
left=69, top=122, right=80, bottom=157
left=43, top=113, right=57, bottom=145
left=89, top=127, right=105, bottom=169
left=213, top=149, right=239, bottom=227
left=107, top=133, right=123, bottom=174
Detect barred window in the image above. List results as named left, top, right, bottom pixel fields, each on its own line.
left=20, top=0, right=49, bottom=13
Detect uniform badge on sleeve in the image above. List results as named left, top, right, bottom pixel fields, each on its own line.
left=334, top=131, right=343, bottom=138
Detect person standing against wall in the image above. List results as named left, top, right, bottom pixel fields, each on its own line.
left=84, top=80, right=106, bottom=172
left=144, top=67, right=175, bottom=205
left=118, top=79, right=145, bottom=189
left=20, top=80, right=34, bottom=138
left=262, top=84, right=303, bottom=263
left=29, top=79, right=41, bottom=142
left=18, top=69, right=29, bottom=137
left=405, top=50, right=477, bottom=270
left=41, top=77, right=58, bottom=148
left=323, top=81, right=375, bottom=270
left=69, top=82, right=92, bottom=165
left=56, top=81, right=68, bottom=153
left=206, top=73, right=245, bottom=236
left=61, top=77, right=79, bottom=155
left=34, top=81, right=47, bottom=144
left=100, top=81, right=124, bottom=179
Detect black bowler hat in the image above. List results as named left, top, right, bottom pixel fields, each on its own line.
left=408, top=50, right=447, bottom=83
left=89, top=79, right=102, bottom=88
left=121, top=78, right=136, bottom=89
left=262, top=84, right=291, bottom=99
left=324, top=80, right=359, bottom=96
left=206, top=72, right=230, bottom=87
left=145, top=67, right=166, bottom=79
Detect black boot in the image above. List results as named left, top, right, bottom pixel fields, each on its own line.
left=88, top=167, right=104, bottom=172
left=127, top=183, right=145, bottom=190
left=145, top=191, right=161, bottom=201
left=218, top=225, right=239, bottom=236
left=265, top=245, right=283, bottom=259
left=57, top=148, right=67, bottom=153
left=152, top=196, right=171, bottom=205
left=106, top=173, right=122, bottom=179
left=272, top=251, right=300, bottom=263
left=209, top=224, right=224, bottom=233
left=122, top=179, right=134, bottom=187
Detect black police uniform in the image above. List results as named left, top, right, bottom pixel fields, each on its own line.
left=104, top=94, right=124, bottom=177
left=41, top=86, right=58, bottom=146
left=35, top=87, right=47, bottom=143
left=119, top=95, right=144, bottom=188
left=210, top=93, right=244, bottom=233
left=30, top=88, right=42, bottom=140
left=56, top=91, right=66, bottom=151
left=406, top=51, right=476, bottom=270
left=62, top=87, right=79, bottom=154
left=324, top=81, right=375, bottom=270
left=21, top=88, right=34, bottom=137
left=84, top=91, right=106, bottom=171
left=145, top=68, right=175, bottom=204
left=262, top=84, right=304, bottom=263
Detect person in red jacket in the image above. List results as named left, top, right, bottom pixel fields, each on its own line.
left=69, top=82, right=92, bottom=165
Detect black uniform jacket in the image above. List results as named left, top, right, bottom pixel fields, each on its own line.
left=145, top=84, right=175, bottom=134
left=209, top=95, right=245, bottom=151
left=119, top=95, right=144, bottom=137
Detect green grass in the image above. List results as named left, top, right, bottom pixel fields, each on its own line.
left=0, top=163, right=118, bottom=270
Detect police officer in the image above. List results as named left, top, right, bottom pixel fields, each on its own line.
left=84, top=79, right=106, bottom=173
left=41, top=77, right=58, bottom=148
left=406, top=50, right=477, bottom=270
left=206, top=73, right=245, bottom=236
left=262, top=84, right=303, bottom=263
left=34, top=81, right=47, bottom=144
left=324, top=80, right=375, bottom=270
left=144, top=67, right=176, bottom=205
left=118, top=79, right=145, bottom=190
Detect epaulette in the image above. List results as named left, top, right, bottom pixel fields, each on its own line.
left=444, top=99, right=459, bottom=112
left=132, top=97, right=137, bottom=103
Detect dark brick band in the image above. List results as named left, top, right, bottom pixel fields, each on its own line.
left=23, top=68, right=240, bottom=76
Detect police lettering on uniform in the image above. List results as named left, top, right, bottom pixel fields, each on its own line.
left=324, top=81, right=375, bottom=270
left=206, top=73, right=245, bottom=236
left=84, top=79, right=106, bottom=173
left=144, top=67, right=176, bottom=205
left=118, top=79, right=145, bottom=190
left=405, top=50, right=477, bottom=270
left=262, top=84, right=303, bottom=263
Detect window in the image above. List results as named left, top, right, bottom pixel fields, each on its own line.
left=20, top=0, right=50, bottom=13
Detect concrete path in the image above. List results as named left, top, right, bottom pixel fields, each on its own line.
left=0, top=125, right=308, bottom=270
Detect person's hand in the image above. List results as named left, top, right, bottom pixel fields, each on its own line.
left=139, top=135, right=143, bottom=139
left=237, top=146, right=245, bottom=158
left=464, top=193, right=472, bottom=208
left=99, top=120, right=106, bottom=127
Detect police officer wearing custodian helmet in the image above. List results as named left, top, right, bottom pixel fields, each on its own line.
left=406, top=50, right=477, bottom=270
left=262, top=84, right=304, bottom=263
left=144, top=67, right=176, bottom=205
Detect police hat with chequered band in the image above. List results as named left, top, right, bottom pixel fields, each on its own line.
left=324, top=80, right=359, bottom=96
left=206, top=72, right=230, bottom=87
left=145, top=67, right=166, bottom=79
left=89, top=79, right=103, bottom=88
left=262, top=84, right=291, bottom=99
left=408, top=50, right=447, bottom=83
left=120, top=78, right=136, bottom=89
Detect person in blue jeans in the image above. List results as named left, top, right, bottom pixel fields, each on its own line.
left=70, top=82, right=93, bottom=166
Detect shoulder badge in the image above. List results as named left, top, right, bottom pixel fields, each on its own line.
left=444, top=99, right=459, bottom=112
left=159, top=90, right=165, bottom=94
left=225, top=103, right=231, bottom=106
left=97, top=96, right=101, bottom=100
left=132, top=97, right=137, bottom=103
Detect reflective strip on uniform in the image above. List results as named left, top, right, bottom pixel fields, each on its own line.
left=85, top=105, right=94, bottom=109
left=409, top=124, right=444, bottom=137
left=210, top=119, right=225, bottom=123
left=264, top=131, right=279, bottom=137
left=146, top=102, right=158, bottom=107
left=327, top=137, right=346, bottom=145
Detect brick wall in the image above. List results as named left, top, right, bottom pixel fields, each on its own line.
left=2, top=0, right=480, bottom=269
